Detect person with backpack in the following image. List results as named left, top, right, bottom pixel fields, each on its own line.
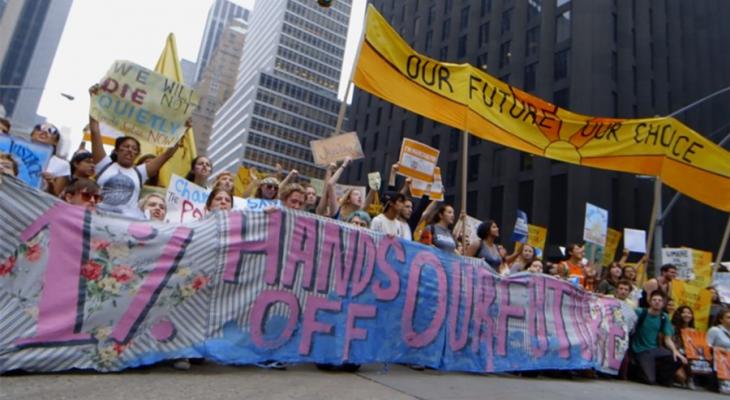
left=630, top=290, right=687, bottom=386
left=88, top=85, right=183, bottom=218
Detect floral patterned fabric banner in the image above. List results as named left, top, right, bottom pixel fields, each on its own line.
left=0, top=177, right=631, bottom=374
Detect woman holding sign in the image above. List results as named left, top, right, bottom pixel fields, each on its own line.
left=89, top=85, right=183, bottom=218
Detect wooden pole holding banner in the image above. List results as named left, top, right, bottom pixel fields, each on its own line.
left=460, top=131, right=469, bottom=253
left=645, top=177, right=662, bottom=276
left=715, top=215, right=730, bottom=275
left=332, top=7, right=369, bottom=137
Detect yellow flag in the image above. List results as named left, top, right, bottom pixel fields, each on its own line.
left=353, top=5, right=730, bottom=212
left=672, top=280, right=712, bottom=331
left=145, top=33, right=197, bottom=188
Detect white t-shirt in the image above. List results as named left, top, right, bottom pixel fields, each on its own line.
left=95, top=156, right=148, bottom=219
left=45, top=155, right=70, bottom=177
left=371, top=214, right=410, bottom=240
left=400, top=220, right=412, bottom=241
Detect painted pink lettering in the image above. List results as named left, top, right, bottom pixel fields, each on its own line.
left=372, top=236, right=404, bottom=301
left=280, top=215, right=318, bottom=290
left=16, top=203, right=93, bottom=346
left=350, top=233, right=376, bottom=297
left=343, top=303, right=376, bottom=361
left=250, top=290, right=299, bottom=349
left=401, top=251, right=447, bottom=348
left=223, top=210, right=283, bottom=285
left=495, top=279, right=527, bottom=357
left=299, top=296, right=341, bottom=355
left=544, top=279, right=572, bottom=358
left=110, top=226, right=193, bottom=343
left=528, top=276, right=548, bottom=357
left=471, top=267, right=496, bottom=372
left=448, top=262, right=473, bottom=352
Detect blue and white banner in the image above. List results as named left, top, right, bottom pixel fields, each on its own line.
left=0, top=135, right=53, bottom=188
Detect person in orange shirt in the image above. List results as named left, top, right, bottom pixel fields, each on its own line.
left=560, top=243, right=595, bottom=290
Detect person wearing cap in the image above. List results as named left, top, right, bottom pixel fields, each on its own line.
left=255, top=176, right=280, bottom=200
left=370, top=191, right=409, bottom=240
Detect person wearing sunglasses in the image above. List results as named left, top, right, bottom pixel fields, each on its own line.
left=254, top=176, right=280, bottom=200
left=30, top=122, right=71, bottom=195
left=61, top=178, right=103, bottom=211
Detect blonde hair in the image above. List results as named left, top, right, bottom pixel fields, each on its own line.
left=138, top=193, right=166, bottom=211
left=280, top=183, right=305, bottom=202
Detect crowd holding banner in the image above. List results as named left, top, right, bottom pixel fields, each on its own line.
left=0, top=4, right=729, bottom=395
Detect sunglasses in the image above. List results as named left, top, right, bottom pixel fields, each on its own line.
left=76, top=192, right=103, bottom=202
left=263, top=184, right=278, bottom=190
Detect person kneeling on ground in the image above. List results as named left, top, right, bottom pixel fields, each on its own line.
left=629, top=290, right=687, bottom=386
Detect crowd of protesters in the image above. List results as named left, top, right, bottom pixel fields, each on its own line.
left=1, top=90, right=729, bottom=392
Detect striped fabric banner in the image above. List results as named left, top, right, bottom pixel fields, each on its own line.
left=0, top=176, right=631, bottom=374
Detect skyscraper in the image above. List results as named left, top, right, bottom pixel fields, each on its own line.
left=193, top=0, right=250, bottom=84
left=346, top=0, right=730, bottom=259
left=180, top=59, right=197, bottom=87
left=0, top=0, right=73, bottom=131
left=192, top=17, right=248, bottom=156
left=208, top=0, right=351, bottom=178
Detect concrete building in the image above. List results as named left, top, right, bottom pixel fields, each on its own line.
left=181, top=59, right=197, bottom=87
left=0, top=0, right=73, bottom=132
left=193, top=0, right=250, bottom=84
left=208, top=0, right=351, bottom=178
left=192, top=18, right=248, bottom=156
left=346, top=0, right=730, bottom=259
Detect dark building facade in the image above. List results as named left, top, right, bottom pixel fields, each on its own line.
left=346, top=0, right=730, bottom=260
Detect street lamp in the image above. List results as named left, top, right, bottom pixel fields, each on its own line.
left=647, top=85, right=730, bottom=276
left=0, top=84, right=75, bottom=101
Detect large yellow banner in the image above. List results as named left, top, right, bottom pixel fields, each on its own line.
left=353, top=5, right=730, bottom=212
left=672, top=280, right=712, bottom=331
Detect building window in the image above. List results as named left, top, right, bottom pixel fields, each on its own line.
left=520, top=153, right=533, bottom=171
left=479, top=22, right=490, bottom=48
left=372, top=130, right=379, bottom=151
left=439, top=46, right=448, bottom=60
left=416, top=115, right=424, bottom=134
left=481, top=0, right=492, bottom=17
left=468, top=154, right=480, bottom=182
left=611, top=51, right=617, bottom=81
left=364, top=114, right=370, bottom=131
left=467, top=191, right=478, bottom=216
left=490, top=185, right=504, bottom=222
left=425, top=30, right=433, bottom=53
left=457, top=35, right=467, bottom=58
left=556, top=0, right=570, bottom=7
left=427, top=5, right=435, bottom=25
left=447, top=160, right=458, bottom=183
left=449, top=128, right=460, bottom=152
left=518, top=180, right=534, bottom=217
left=376, top=107, right=382, bottom=124
left=549, top=173, right=568, bottom=245
left=554, top=48, right=570, bottom=80
left=469, top=134, right=480, bottom=147
left=442, top=19, right=451, bottom=41
left=555, top=10, right=571, bottom=43
left=476, top=53, right=488, bottom=70
left=431, top=134, right=440, bottom=148
left=528, top=0, right=542, bottom=20
left=554, top=88, right=570, bottom=108
left=526, top=27, right=540, bottom=57
left=501, top=9, right=513, bottom=35
left=357, top=161, right=363, bottom=181
left=492, top=148, right=504, bottom=177
left=414, top=16, right=421, bottom=37
left=500, top=74, right=510, bottom=84
left=524, top=63, right=537, bottom=92
left=460, top=6, right=470, bottom=30
left=499, top=41, right=511, bottom=68
left=444, top=0, right=453, bottom=14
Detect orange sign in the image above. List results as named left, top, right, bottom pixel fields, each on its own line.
left=716, top=347, right=730, bottom=380
left=681, top=329, right=711, bottom=361
left=398, top=138, right=439, bottom=183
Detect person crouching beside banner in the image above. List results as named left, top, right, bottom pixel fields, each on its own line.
left=629, top=290, right=687, bottom=386
left=61, top=178, right=102, bottom=211
left=88, top=85, right=183, bottom=219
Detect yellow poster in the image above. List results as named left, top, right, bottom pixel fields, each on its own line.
left=234, top=166, right=268, bottom=197
left=527, top=224, right=547, bottom=252
left=686, top=247, right=713, bottom=288
left=672, top=279, right=712, bottom=331
left=601, top=228, right=622, bottom=266
left=353, top=5, right=730, bottom=212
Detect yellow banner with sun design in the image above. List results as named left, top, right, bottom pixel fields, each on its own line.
left=353, top=5, right=730, bottom=212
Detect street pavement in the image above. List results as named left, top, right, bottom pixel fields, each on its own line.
left=0, top=363, right=725, bottom=400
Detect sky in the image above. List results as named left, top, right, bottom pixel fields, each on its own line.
left=36, top=0, right=366, bottom=155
